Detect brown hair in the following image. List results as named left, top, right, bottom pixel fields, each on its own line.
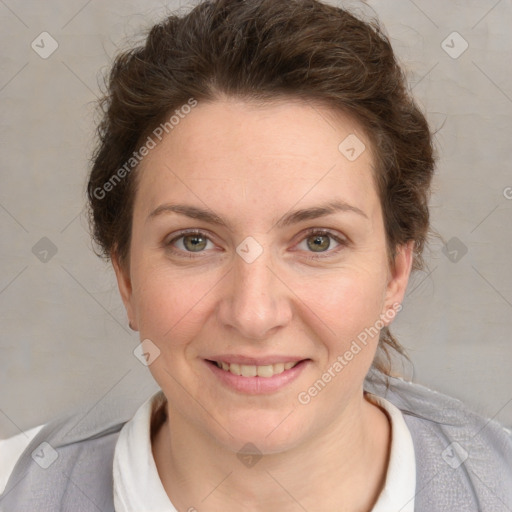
left=87, top=0, right=436, bottom=375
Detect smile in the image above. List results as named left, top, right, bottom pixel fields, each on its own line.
left=212, top=360, right=300, bottom=378
left=205, top=358, right=309, bottom=394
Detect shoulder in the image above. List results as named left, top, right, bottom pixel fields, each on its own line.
left=0, top=392, right=149, bottom=512
left=0, top=424, right=45, bottom=494
left=365, top=369, right=512, bottom=511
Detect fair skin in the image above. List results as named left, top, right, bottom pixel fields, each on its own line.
left=113, top=97, right=414, bottom=512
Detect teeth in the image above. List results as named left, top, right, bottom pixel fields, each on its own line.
left=214, top=360, right=300, bottom=378
left=230, top=363, right=241, bottom=376
left=273, top=363, right=285, bottom=374
left=241, top=365, right=257, bottom=377
left=257, top=365, right=273, bottom=378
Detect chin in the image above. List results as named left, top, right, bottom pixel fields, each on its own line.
left=207, top=407, right=310, bottom=456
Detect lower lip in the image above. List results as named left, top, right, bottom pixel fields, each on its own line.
left=205, top=360, right=309, bottom=394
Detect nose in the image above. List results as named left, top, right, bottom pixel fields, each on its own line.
left=217, top=244, right=293, bottom=340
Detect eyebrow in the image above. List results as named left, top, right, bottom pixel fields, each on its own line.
left=147, top=200, right=368, bottom=229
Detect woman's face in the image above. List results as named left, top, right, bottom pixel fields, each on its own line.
left=114, top=98, right=412, bottom=453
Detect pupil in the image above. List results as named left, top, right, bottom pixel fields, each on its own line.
left=309, top=235, right=329, bottom=252
left=186, top=235, right=206, bottom=251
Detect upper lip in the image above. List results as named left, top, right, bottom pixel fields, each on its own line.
left=206, top=355, right=308, bottom=365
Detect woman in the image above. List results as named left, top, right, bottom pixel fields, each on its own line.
left=2, top=0, right=511, bottom=510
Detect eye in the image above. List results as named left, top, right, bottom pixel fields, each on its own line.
left=165, top=230, right=215, bottom=257
left=164, top=228, right=348, bottom=260
left=295, top=229, right=348, bottom=259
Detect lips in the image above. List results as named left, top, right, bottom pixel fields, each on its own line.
left=205, top=357, right=310, bottom=394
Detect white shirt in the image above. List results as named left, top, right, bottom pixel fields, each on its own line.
left=113, top=391, right=416, bottom=512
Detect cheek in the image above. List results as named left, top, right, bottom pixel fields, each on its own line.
left=132, top=265, right=216, bottom=347
left=131, top=268, right=213, bottom=391
left=301, top=266, right=388, bottom=337
left=298, top=269, right=385, bottom=361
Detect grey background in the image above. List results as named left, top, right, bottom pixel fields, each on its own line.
left=0, top=0, right=511, bottom=439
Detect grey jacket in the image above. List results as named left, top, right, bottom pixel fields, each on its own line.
left=2, top=369, right=512, bottom=511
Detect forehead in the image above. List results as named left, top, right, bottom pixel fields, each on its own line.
left=134, top=98, right=380, bottom=223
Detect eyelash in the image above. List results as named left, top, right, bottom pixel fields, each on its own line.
left=165, top=228, right=348, bottom=261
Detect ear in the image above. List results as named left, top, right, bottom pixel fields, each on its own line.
left=381, top=240, right=415, bottom=324
left=112, top=252, right=138, bottom=331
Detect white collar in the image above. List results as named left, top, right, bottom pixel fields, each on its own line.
left=113, top=392, right=172, bottom=512
left=366, top=392, right=416, bottom=512
left=113, top=391, right=416, bottom=512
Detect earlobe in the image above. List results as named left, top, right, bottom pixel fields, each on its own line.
left=112, top=252, right=138, bottom=331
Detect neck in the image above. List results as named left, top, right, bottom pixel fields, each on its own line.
left=152, top=390, right=390, bottom=512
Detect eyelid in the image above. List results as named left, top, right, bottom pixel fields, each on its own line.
left=298, top=227, right=348, bottom=244
left=165, top=228, right=214, bottom=245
